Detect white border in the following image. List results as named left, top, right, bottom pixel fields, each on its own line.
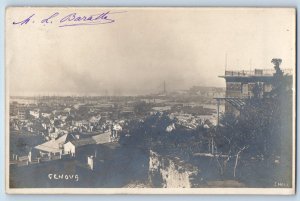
left=5, top=7, right=296, bottom=195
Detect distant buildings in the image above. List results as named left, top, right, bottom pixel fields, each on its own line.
left=17, top=107, right=27, bottom=121
left=9, top=85, right=227, bottom=166
left=29, top=109, right=40, bottom=119
left=189, top=86, right=225, bottom=98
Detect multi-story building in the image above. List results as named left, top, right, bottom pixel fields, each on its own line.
left=17, top=107, right=28, bottom=121
left=218, top=59, right=293, bottom=116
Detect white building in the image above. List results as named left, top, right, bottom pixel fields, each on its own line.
left=63, top=137, right=95, bottom=156
left=64, top=141, right=76, bottom=156
left=29, top=110, right=40, bottom=118
left=41, top=112, right=51, bottom=118
left=35, top=133, right=70, bottom=155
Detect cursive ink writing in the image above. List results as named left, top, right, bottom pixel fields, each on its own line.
left=41, top=12, right=59, bottom=24
left=12, top=10, right=126, bottom=28
left=12, top=14, right=35, bottom=25
left=59, top=11, right=124, bottom=27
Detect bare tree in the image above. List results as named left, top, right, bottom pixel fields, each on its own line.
left=233, top=145, right=249, bottom=178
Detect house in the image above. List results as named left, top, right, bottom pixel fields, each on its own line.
left=111, top=123, right=122, bottom=141
left=63, top=141, right=76, bottom=156
left=63, top=138, right=96, bottom=156
left=58, top=115, right=68, bottom=122
left=29, top=109, right=40, bottom=119
left=35, top=133, right=75, bottom=155
left=89, top=115, right=101, bottom=124
left=64, top=107, right=72, bottom=114
left=73, top=120, right=89, bottom=127
left=64, top=132, right=112, bottom=156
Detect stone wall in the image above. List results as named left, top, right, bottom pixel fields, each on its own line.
left=148, top=150, right=199, bottom=188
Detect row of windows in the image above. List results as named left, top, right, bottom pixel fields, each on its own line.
left=226, top=82, right=272, bottom=95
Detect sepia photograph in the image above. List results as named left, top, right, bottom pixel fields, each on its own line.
left=5, top=7, right=296, bottom=194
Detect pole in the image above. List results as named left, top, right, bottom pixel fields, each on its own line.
left=211, top=138, right=214, bottom=155
left=225, top=53, right=228, bottom=72
left=217, top=99, right=220, bottom=127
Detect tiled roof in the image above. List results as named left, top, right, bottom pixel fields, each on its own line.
left=35, top=133, right=72, bottom=153
left=70, top=138, right=96, bottom=147
left=92, top=132, right=111, bottom=144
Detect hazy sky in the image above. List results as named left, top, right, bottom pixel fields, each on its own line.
left=6, top=8, right=295, bottom=96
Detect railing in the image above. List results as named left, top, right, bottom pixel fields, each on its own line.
left=224, top=69, right=293, bottom=77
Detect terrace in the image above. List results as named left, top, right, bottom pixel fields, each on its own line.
left=221, top=68, right=293, bottom=78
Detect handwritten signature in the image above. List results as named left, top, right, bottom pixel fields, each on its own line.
left=12, top=11, right=126, bottom=27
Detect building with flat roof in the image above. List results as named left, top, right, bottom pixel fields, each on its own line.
left=218, top=59, right=293, bottom=116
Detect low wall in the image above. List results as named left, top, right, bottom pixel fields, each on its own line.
left=148, top=150, right=199, bottom=188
